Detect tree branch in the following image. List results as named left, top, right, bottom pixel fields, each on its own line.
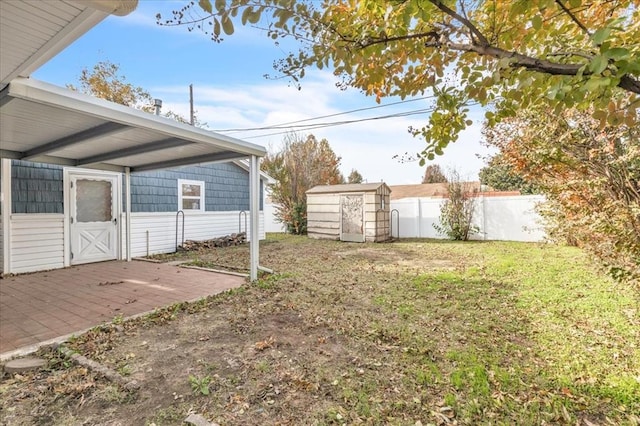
left=554, top=0, right=592, bottom=37
left=358, top=31, right=439, bottom=47
left=547, top=51, right=594, bottom=60
left=619, top=75, right=640, bottom=94
left=428, top=0, right=489, bottom=45
left=357, top=26, right=640, bottom=95
left=424, top=40, right=640, bottom=94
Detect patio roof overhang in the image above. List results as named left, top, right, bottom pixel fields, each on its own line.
left=0, top=1, right=138, bottom=88
left=0, top=1, right=264, bottom=281
left=0, top=77, right=267, bottom=172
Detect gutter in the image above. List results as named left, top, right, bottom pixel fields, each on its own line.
left=77, top=0, right=139, bottom=16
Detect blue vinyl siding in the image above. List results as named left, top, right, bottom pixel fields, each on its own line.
left=11, top=160, right=63, bottom=214
left=126, top=162, right=255, bottom=212
left=11, top=160, right=261, bottom=214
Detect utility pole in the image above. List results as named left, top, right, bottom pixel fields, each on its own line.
left=189, top=84, right=194, bottom=126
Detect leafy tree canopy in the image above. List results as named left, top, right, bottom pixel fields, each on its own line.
left=422, top=164, right=448, bottom=183
left=159, top=0, right=639, bottom=163
left=484, top=106, right=639, bottom=281
left=262, top=133, right=343, bottom=234
left=478, top=154, right=538, bottom=194
left=68, top=61, right=155, bottom=111
left=347, top=168, right=364, bottom=184
left=68, top=60, right=205, bottom=126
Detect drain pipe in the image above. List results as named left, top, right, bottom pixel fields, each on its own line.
left=258, top=265, right=274, bottom=274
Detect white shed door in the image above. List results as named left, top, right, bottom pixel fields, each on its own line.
left=340, top=194, right=364, bottom=242
left=70, top=174, right=118, bottom=264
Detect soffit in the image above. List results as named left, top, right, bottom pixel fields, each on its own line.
left=0, top=1, right=108, bottom=87
left=1, top=78, right=266, bottom=172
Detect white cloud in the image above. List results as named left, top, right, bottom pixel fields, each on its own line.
left=153, top=70, right=490, bottom=185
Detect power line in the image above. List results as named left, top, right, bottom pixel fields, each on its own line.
left=232, top=107, right=433, bottom=133
left=241, top=107, right=435, bottom=139
left=211, top=95, right=437, bottom=133
left=238, top=101, right=480, bottom=139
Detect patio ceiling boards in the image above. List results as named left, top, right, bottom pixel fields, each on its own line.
left=0, top=77, right=266, bottom=172
left=0, top=0, right=138, bottom=88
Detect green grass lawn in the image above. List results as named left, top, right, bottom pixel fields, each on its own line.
left=2, top=235, right=638, bottom=425
left=150, top=235, right=640, bottom=424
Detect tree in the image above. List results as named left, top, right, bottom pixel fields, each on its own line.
left=479, top=154, right=538, bottom=194
left=68, top=61, right=155, bottom=111
left=484, top=106, right=640, bottom=281
left=434, top=169, right=478, bottom=241
left=160, top=1, right=639, bottom=162
left=261, top=133, right=343, bottom=234
left=68, top=60, right=205, bottom=126
left=422, top=164, right=447, bottom=184
left=347, top=169, right=364, bottom=184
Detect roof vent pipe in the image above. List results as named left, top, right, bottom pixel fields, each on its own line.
left=154, top=99, right=162, bottom=116
left=75, top=1, right=139, bottom=16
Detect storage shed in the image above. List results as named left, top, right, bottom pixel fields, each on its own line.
left=306, top=183, right=391, bottom=242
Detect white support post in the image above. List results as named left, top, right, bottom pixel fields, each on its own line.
left=125, top=167, right=132, bottom=261
left=1, top=159, right=12, bottom=274
left=249, top=155, right=260, bottom=281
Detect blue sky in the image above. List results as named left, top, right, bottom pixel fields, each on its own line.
left=34, top=1, right=490, bottom=185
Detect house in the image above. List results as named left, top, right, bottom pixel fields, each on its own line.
left=0, top=0, right=268, bottom=279
left=4, top=159, right=273, bottom=274
left=306, top=183, right=391, bottom=242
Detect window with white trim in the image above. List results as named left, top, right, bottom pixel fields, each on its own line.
left=178, top=179, right=205, bottom=211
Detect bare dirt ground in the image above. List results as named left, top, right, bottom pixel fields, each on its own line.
left=1, top=235, right=638, bottom=425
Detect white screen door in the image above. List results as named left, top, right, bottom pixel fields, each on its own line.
left=69, top=174, right=118, bottom=264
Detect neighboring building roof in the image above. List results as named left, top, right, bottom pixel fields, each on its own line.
left=389, top=182, right=485, bottom=200
left=233, top=160, right=276, bottom=184
left=307, top=182, right=390, bottom=194
left=389, top=182, right=523, bottom=200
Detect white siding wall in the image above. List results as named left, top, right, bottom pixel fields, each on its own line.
left=10, top=214, right=64, bottom=273
left=390, top=195, right=547, bottom=242
left=121, top=211, right=266, bottom=258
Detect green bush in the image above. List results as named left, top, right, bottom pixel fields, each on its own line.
left=434, top=170, right=479, bottom=241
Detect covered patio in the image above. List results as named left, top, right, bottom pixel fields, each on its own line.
left=0, top=0, right=270, bottom=361
left=1, top=78, right=266, bottom=279
left=0, top=260, right=244, bottom=359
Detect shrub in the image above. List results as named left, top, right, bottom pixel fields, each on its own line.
left=434, top=170, right=479, bottom=241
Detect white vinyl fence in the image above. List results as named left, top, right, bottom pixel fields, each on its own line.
left=264, top=202, right=286, bottom=233
left=265, top=195, right=546, bottom=242
left=390, top=195, right=547, bottom=242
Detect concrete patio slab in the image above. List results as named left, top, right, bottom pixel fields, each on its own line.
left=0, top=260, right=245, bottom=360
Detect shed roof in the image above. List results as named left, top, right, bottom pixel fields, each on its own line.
left=307, top=183, right=390, bottom=194
left=0, top=78, right=267, bottom=173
